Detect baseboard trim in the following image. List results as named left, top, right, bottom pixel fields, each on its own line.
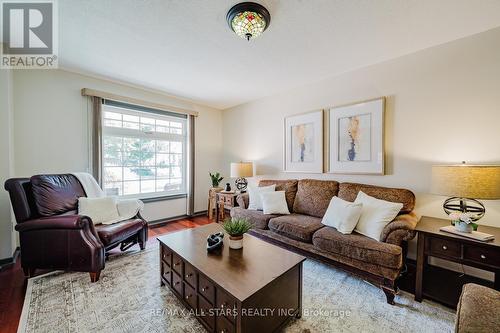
left=148, top=210, right=208, bottom=228
left=0, top=247, right=20, bottom=271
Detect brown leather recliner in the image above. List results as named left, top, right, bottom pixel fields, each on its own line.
left=4, top=174, right=148, bottom=282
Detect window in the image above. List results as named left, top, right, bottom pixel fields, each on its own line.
left=101, top=101, right=188, bottom=198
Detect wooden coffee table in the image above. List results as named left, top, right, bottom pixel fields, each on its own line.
left=158, top=223, right=306, bottom=333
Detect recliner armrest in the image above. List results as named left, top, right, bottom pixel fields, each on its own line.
left=15, top=215, right=93, bottom=232
left=236, top=193, right=249, bottom=209
left=380, top=212, right=419, bottom=246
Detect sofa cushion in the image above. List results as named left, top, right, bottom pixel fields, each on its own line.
left=338, top=182, right=415, bottom=214
left=95, top=218, right=146, bottom=247
left=258, top=179, right=298, bottom=212
left=268, top=214, right=324, bottom=243
left=292, top=179, right=339, bottom=217
left=31, top=174, right=86, bottom=216
left=456, top=283, right=500, bottom=333
left=312, top=227, right=402, bottom=269
left=230, top=207, right=278, bottom=229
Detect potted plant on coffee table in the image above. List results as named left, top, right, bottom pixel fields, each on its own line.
left=222, top=217, right=252, bottom=250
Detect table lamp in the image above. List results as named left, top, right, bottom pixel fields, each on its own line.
left=431, top=162, right=500, bottom=221
left=230, top=162, right=253, bottom=193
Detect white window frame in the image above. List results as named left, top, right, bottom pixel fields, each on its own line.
left=101, top=102, right=188, bottom=200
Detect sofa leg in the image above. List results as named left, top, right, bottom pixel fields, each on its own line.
left=90, top=271, right=101, bottom=283
left=382, top=278, right=397, bottom=305
left=23, top=267, right=35, bottom=278
left=139, top=240, right=146, bottom=250
left=382, top=287, right=396, bottom=305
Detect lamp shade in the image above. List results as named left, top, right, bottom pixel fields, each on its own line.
left=230, top=162, right=253, bottom=178
left=431, top=164, right=500, bottom=199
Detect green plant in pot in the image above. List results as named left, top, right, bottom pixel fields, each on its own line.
left=223, top=217, right=252, bottom=249
left=209, top=172, right=224, bottom=188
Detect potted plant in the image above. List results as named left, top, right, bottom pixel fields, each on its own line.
left=222, top=217, right=252, bottom=249
left=449, top=212, right=475, bottom=233
left=209, top=172, right=224, bottom=188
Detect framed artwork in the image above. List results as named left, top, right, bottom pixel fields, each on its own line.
left=328, top=97, right=385, bottom=175
left=284, top=110, right=323, bottom=173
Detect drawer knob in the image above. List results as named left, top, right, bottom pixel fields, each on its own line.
left=185, top=273, right=193, bottom=278
left=185, top=295, right=191, bottom=300
left=442, top=245, right=447, bottom=250
left=174, top=262, right=180, bottom=266
left=480, top=254, right=486, bottom=259
left=201, top=286, right=209, bottom=292
left=174, top=281, right=180, bottom=286
left=220, top=303, right=225, bottom=309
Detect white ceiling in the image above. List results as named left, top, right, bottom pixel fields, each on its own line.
left=60, top=0, right=500, bottom=109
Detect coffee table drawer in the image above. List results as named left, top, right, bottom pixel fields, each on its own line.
left=198, top=295, right=215, bottom=330
left=184, top=283, right=197, bottom=309
left=172, top=271, right=183, bottom=296
left=184, top=262, right=196, bottom=288
left=161, top=246, right=172, bottom=266
left=161, top=261, right=171, bottom=285
left=216, top=315, right=235, bottom=333
left=172, top=253, right=183, bottom=275
left=426, top=237, right=462, bottom=259
left=216, top=289, right=237, bottom=323
left=198, top=273, right=215, bottom=304
left=464, top=245, right=500, bottom=268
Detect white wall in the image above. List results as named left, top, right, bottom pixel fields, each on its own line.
left=0, top=69, right=15, bottom=260
left=223, top=28, right=500, bottom=278
left=12, top=69, right=223, bottom=221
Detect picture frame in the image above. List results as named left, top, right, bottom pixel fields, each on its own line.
left=328, top=97, right=385, bottom=175
left=283, top=110, right=323, bottom=173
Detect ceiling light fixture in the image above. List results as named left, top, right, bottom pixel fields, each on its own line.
left=226, top=2, right=271, bottom=41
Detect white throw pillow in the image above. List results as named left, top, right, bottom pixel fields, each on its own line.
left=260, top=191, right=290, bottom=215
left=321, top=196, right=363, bottom=234
left=247, top=184, right=276, bottom=210
left=78, top=196, right=120, bottom=224
left=354, top=191, right=403, bottom=241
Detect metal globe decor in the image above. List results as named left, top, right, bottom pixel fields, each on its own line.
left=235, top=177, right=248, bottom=191
left=226, top=2, right=271, bottom=41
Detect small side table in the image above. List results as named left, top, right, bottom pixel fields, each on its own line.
left=207, top=187, right=222, bottom=220
left=215, top=192, right=239, bottom=223
left=415, top=216, right=500, bottom=304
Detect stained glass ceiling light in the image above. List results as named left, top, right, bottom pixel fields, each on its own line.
left=226, top=2, right=271, bottom=41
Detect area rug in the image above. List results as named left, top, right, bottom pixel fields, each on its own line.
left=18, top=244, right=455, bottom=333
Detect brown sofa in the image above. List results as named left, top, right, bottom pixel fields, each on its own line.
left=231, top=179, right=418, bottom=304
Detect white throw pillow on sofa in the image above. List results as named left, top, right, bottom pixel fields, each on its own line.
left=321, top=196, right=363, bottom=234
left=247, top=184, right=276, bottom=210
left=354, top=191, right=403, bottom=241
left=78, top=196, right=120, bottom=224
left=260, top=191, right=290, bottom=215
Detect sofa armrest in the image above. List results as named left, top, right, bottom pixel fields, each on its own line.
left=380, top=212, right=419, bottom=246
left=236, top=193, right=249, bottom=209
left=15, top=215, right=93, bottom=232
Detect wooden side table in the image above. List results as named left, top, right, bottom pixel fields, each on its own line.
left=207, top=187, right=222, bottom=220
left=215, top=192, right=239, bottom=223
left=415, top=216, right=500, bottom=304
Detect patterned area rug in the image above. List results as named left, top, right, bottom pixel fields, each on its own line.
left=19, top=244, right=455, bottom=333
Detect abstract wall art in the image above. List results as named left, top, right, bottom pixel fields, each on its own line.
left=284, top=110, right=323, bottom=173
left=328, top=98, right=385, bottom=175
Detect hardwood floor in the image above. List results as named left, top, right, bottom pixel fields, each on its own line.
left=0, top=215, right=212, bottom=333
